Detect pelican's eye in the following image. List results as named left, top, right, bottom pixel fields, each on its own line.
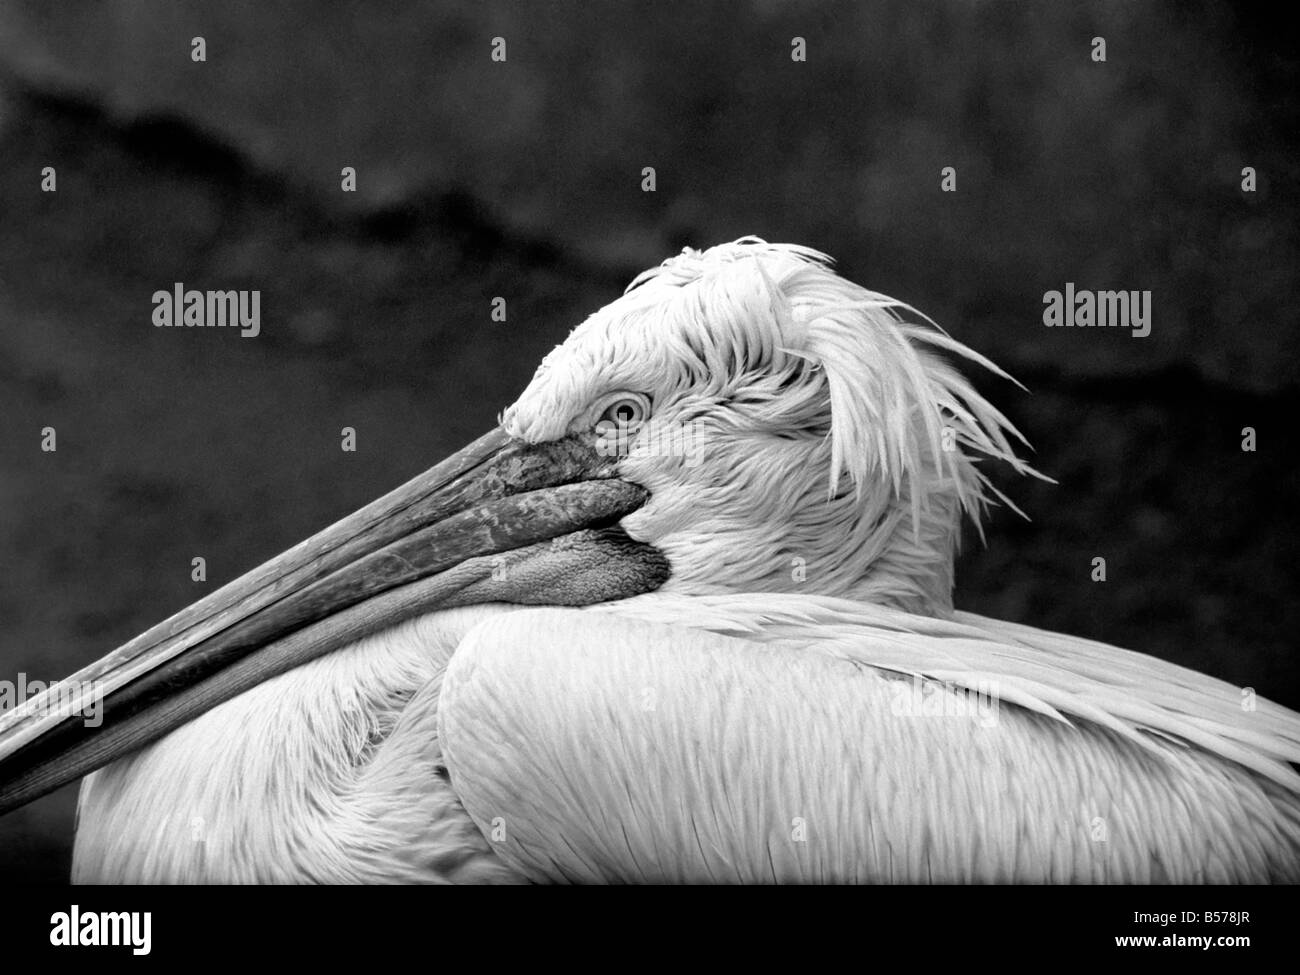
left=592, top=393, right=652, bottom=460
left=594, top=393, right=651, bottom=432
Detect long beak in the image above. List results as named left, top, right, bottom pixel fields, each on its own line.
left=0, top=428, right=667, bottom=815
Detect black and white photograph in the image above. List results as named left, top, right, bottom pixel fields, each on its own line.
left=0, top=0, right=1295, bottom=955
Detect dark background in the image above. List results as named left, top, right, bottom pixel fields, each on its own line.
left=0, top=0, right=1296, bottom=883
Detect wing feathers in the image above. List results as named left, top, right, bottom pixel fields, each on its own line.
left=439, top=605, right=1300, bottom=883
left=594, top=593, right=1300, bottom=791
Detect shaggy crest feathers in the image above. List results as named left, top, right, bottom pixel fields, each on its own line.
left=505, top=236, right=1045, bottom=545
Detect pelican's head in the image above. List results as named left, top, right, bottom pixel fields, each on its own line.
left=0, top=236, right=1038, bottom=813
left=504, top=237, right=1036, bottom=614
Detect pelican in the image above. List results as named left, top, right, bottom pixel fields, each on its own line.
left=1, top=237, right=1297, bottom=883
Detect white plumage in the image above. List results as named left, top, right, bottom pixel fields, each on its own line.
left=66, top=238, right=1300, bottom=882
